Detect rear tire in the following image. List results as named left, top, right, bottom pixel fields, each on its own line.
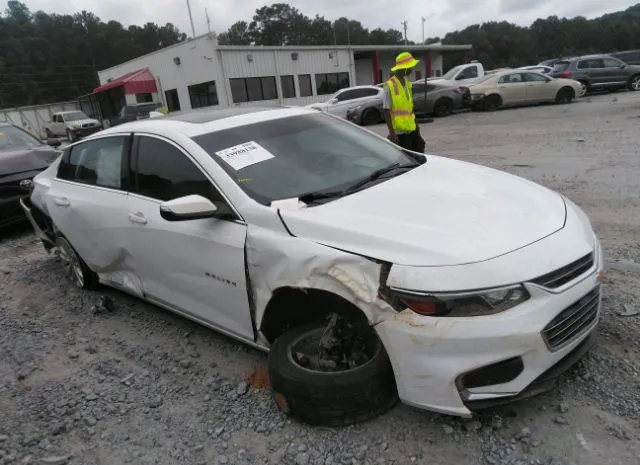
left=555, top=87, right=575, bottom=104
left=55, top=236, right=98, bottom=290
left=361, top=108, right=381, bottom=126
left=630, top=74, right=640, bottom=92
left=268, top=320, right=398, bottom=426
left=483, top=94, right=502, bottom=111
left=433, top=98, right=453, bottom=117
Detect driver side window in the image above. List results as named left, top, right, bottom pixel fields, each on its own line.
left=131, top=136, right=224, bottom=204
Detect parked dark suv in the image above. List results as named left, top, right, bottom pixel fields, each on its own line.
left=549, top=54, right=640, bottom=94
left=610, top=50, right=640, bottom=66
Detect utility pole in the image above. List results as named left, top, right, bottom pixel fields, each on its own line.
left=186, top=0, right=196, bottom=37
left=421, top=17, right=426, bottom=44
left=401, top=20, right=408, bottom=45
left=205, top=8, right=211, bottom=34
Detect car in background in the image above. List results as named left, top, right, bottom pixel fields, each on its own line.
left=468, top=70, right=583, bottom=111
left=307, top=86, right=383, bottom=119
left=44, top=111, right=102, bottom=142
left=609, top=49, right=640, bottom=66
left=108, top=102, right=162, bottom=127
left=549, top=54, right=640, bottom=94
left=519, top=65, right=553, bottom=74
left=346, top=82, right=469, bottom=125
left=0, top=123, right=61, bottom=228
left=426, top=61, right=486, bottom=87
left=20, top=106, right=603, bottom=426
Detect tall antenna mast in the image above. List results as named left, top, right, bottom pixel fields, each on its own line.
left=205, top=8, right=211, bottom=34
left=401, top=20, right=408, bottom=45
left=186, top=0, right=196, bottom=37
left=421, top=17, right=426, bottom=43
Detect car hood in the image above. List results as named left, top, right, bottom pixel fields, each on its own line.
left=279, top=155, right=567, bottom=266
left=0, top=147, right=60, bottom=175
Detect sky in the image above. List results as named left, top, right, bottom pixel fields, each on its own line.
left=18, top=0, right=639, bottom=42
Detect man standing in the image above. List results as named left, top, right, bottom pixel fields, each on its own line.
left=383, top=52, right=426, bottom=153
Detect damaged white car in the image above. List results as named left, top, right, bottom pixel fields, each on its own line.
left=20, top=107, right=603, bottom=425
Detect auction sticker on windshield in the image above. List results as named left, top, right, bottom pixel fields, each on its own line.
left=215, top=141, right=275, bottom=170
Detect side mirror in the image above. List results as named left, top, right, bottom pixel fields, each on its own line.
left=46, top=138, right=61, bottom=147
left=159, top=195, right=228, bottom=221
left=620, top=64, right=626, bottom=69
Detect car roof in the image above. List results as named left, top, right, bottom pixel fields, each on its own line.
left=97, top=106, right=318, bottom=138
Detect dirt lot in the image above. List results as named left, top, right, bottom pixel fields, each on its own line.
left=1, top=92, right=639, bottom=465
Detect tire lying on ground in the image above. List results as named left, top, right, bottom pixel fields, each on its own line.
left=268, top=319, right=398, bottom=426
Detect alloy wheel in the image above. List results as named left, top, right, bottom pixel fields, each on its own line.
left=56, top=237, right=85, bottom=288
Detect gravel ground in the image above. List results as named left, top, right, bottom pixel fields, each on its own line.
left=1, top=91, right=640, bottom=465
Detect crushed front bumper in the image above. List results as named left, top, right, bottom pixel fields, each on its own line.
left=375, top=244, right=603, bottom=417
left=20, top=196, right=55, bottom=248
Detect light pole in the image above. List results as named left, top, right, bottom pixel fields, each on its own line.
left=421, top=17, right=426, bottom=44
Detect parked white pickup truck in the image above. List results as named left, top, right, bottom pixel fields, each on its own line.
left=44, top=111, right=102, bottom=142
left=426, top=61, right=486, bottom=87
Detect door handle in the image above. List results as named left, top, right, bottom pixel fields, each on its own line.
left=128, top=212, right=147, bottom=224
left=54, top=197, right=70, bottom=207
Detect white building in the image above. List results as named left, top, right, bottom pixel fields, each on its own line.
left=86, top=34, right=471, bottom=120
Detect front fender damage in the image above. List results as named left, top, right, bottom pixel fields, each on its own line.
left=245, top=226, right=397, bottom=334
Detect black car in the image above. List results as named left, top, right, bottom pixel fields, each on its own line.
left=609, top=49, right=640, bottom=66
left=108, top=103, right=161, bottom=127
left=0, top=124, right=61, bottom=228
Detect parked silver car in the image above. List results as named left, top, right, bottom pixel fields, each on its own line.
left=346, top=82, right=470, bottom=125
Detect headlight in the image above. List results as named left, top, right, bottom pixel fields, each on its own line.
left=387, top=285, right=530, bottom=317
left=471, top=94, right=485, bottom=100
left=71, top=124, right=80, bottom=129
left=351, top=105, right=363, bottom=112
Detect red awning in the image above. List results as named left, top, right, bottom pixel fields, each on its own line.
left=93, top=68, right=158, bottom=95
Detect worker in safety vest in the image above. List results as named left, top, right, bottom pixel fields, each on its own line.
left=383, top=52, right=425, bottom=153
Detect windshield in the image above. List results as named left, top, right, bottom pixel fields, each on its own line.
left=471, top=75, right=495, bottom=85
left=192, top=113, right=420, bottom=205
left=63, top=111, right=89, bottom=121
left=441, top=65, right=465, bottom=80
left=0, top=125, right=43, bottom=150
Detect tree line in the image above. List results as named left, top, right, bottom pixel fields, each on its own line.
left=1, top=1, right=639, bottom=108
left=0, top=1, right=186, bottom=107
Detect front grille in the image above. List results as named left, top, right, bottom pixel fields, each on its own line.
left=532, top=253, right=594, bottom=289
left=542, top=287, right=600, bottom=351
left=81, top=122, right=96, bottom=128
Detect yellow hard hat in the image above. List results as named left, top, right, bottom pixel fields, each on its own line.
left=391, top=51, right=420, bottom=71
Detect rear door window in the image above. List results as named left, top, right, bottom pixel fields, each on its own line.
left=57, top=136, right=128, bottom=189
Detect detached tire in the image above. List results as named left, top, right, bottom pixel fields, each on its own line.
left=268, top=321, right=398, bottom=426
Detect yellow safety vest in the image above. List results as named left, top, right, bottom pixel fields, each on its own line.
left=386, top=76, right=416, bottom=132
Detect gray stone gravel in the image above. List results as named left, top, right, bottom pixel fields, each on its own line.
left=2, top=93, right=640, bottom=465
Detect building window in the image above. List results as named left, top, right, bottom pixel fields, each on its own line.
left=280, top=75, right=296, bottom=99
left=230, top=77, right=278, bottom=103
left=298, top=74, right=312, bottom=97
left=188, top=80, right=219, bottom=109
left=165, top=89, right=181, bottom=112
left=136, top=93, right=153, bottom=103
left=315, top=72, right=350, bottom=95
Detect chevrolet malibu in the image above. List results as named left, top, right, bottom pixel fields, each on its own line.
left=21, top=107, right=603, bottom=426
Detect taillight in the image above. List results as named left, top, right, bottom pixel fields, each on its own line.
left=558, top=71, right=571, bottom=78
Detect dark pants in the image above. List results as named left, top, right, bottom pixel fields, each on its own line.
left=393, top=129, right=426, bottom=153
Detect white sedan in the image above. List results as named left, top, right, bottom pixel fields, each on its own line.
left=21, top=106, right=603, bottom=424
left=306, top=85, right=383, bottom=119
